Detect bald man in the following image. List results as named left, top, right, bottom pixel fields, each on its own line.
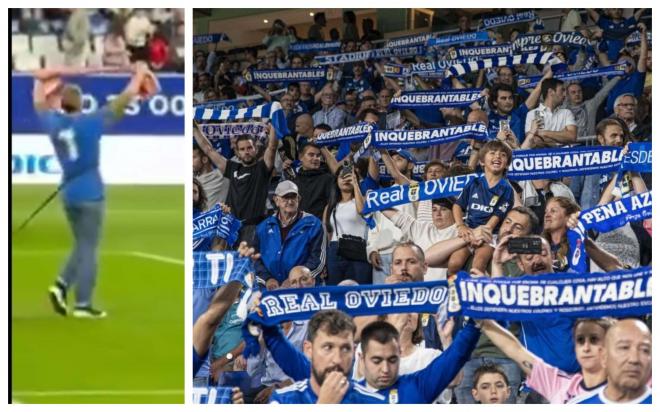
left=572, top=319, right=652, bottom=404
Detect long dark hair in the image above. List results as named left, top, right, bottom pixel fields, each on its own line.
left=324, top=167, right=355, bottom=234
left=193, top=178, right=207, bottom=212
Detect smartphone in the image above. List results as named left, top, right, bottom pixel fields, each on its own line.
left=340, top=160, right=353, bottom=177
left=499, top=119, right=510, bottom=132
left=534, top=111, right=545, bottom=129
left=508, top=237, right=543, bottom=255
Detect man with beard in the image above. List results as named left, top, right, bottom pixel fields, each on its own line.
left=293, top=143, right=334, bottom=220
left=193, top=121, right=278, bottom=243
left=571, top=319, right=651, bottom=404
left=563, top=77, right=621, bottom=139
left=269, top=310, right=385, bottom=403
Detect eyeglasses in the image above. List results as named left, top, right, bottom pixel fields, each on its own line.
left=617, top=103, right=636, bottom=108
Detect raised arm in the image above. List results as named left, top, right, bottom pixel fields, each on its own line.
left=379, top=149, right=411, bottom=186
left=480, top=319, right=538, bottom=375
left=193, top=281, right=242, bottom=359
left=637, top=22, right=648, bottom=73
left=263, top=123, right=278, bottom=171
left=524, top=69, right=552, bottom=110
left=193, top=120, right=227, bottom=173
left=106, top=62, right=154, bottom=122
left=586, top=9, right=600, bottom=24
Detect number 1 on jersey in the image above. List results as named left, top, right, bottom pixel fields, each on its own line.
left=57, top=128, right=79, bottom=161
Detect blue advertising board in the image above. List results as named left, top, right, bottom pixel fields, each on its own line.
left=11, top=73, right=184, bottom=135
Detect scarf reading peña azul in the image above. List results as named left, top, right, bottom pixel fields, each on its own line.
left=518, top=64, right=627, bottom=89
left=507, top=146, right=623, bottom=180
left=482, top=11, right=537, bottom=29
left=289, top=40, right=341, bottom=53
left=426, top=31, right=491, bottom=48
left=193, top=33, right=231, bottom=45
left=372, top=122, right=490, bottom=149
left=452, top=267, right=651, bottom=321
left=244, top=67, right=331, bottom=84
left=314, top=45, right=426, bottom=66
left=194, top=101, right=289, bottom=139
left=389, top=88, right=483, bottom=109
left=315, top=122, right=374, bottom=146
left=445, top=52, right=557, bottom=77
left=567, top=191, right=652, bottom=272
left=193, top=251, right=254, bottom=289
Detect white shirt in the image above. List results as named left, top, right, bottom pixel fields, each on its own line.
left=331, top=200, right=367, bottom=242
left=525, top=103, right=576, bottom=134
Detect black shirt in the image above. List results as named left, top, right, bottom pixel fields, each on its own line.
left=224, top=159, right=272, bottom=224
left=294, top=168, right=334, bottom=220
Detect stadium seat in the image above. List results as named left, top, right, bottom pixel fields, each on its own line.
left=13, top=52, right=41, bottom=71
left=12, top=34, right=30, bottom=56
left=43, top=51, right=66, bottom=68
left=93, top=35, right=105, bottom=55
left=31, top=34, right=60, bottom=55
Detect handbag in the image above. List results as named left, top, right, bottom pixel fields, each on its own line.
left=333, top=208, right=368, bottom=262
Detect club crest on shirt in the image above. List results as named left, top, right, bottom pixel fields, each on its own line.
left=490, top=195, right=499, bottom=207
left=389, top=389, right=399, bottom=404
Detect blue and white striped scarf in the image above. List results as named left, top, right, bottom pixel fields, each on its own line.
left=372, top=122, right=490, bottom=149
left=426, top=31, right=491, bottom=48
left=518, top=64, right=627, bottom=89
left=568, top=191, right=652, bottom=272
left=193, top=251, right=254, bottom=290
left=194, top=88, right=286, bottom=111
left=200, top=123, right=268, bottom=145
left=445, top=52, right=557, bottom=77
left=194, top=102, right=289, bottom=139
left=452, top=267, right=651, bottom=321
left=389, top=88, right=483, bottom=109
left=314, top=45, right=426, bottom=65
left=289, top=40, right=341, bottom=53
left=244, top=67, right=330, bottom=84
left=482, top=11, right=537, bottom=29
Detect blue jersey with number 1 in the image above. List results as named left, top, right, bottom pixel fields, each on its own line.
left=40, top=109, right=109, bottom=204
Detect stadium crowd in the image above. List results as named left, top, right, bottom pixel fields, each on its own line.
left=12, top=8, right=184, bottom=71
left=192, top=8, right=652, bottom=404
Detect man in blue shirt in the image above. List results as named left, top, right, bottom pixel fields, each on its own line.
left=269, top=309, right=385, bottom=403
left=571, top=319, right=651, bottom=404
left=487, top=70, right=549, bottom=144
left=34, top=65, right=150, bottom=318
left=587, top=8, right=647, bottom=62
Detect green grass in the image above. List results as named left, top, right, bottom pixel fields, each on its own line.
left=11, top=185, right=184, bottom=404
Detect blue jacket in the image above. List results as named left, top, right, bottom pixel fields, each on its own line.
left=254, top=212, right=326, bottom=284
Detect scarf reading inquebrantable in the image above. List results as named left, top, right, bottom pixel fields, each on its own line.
left=192, top=251, right=254, bottom=289
left=518, top=64, right=627, bottom=89
left=194, top=101, right=289, bottom=139
left=372, top=122, right=490, bottom=149
left=389, top=88, right=483, bottom=109
left=445, top=52, right=557, bottom=77
left=481, top=11, right=537, bottom=29
left=314, top=45, right=426, bottom=66
left=288, top=40, right=342, bottom=53
left=315, top=122, right=374, bottom=146
left=451, top=267, right=651, bottom=321
left=445, top=43, right=513, bottom=60
left=193, top=204, right=242, bottom=247
left=567, top=191, right=652, bottom=272
left=242, top=280, right=449, bottom=356
left=193, top=33, right=231, bottom=45
left=244, top=67, right=331, bottom=84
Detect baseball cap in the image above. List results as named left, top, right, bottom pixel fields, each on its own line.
left=390, top=149, right=416, bottom=163
left=275, top=180, right=299, bottom=196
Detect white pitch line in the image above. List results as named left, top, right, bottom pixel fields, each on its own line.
left=13, top=389, right=183, bottom=397
left=128, top=251, right=184, bottom=265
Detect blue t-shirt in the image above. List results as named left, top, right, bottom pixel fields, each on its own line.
left=269, top=379, right=385, bottom=404
left=597, top=16, right=638, bottom=62
left=456, top=174, right=514, bottom=230
left=343, top=77, right=372, bottom=95
left=573, top=386, right=651, bottom=404
left=488, top=103, right=529, bottom=144
left=606, top=71, right=645, bottom=114
left=41, top=109, right=109, bottom=204
left=520, top=316, right=579, bottom=374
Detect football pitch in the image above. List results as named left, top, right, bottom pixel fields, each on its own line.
left=11, top=185, right=184, bottom=403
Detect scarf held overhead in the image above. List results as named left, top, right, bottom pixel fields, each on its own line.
left=389, top=88, right=483, bottom=109
left=518, top=64, right=627, bottom=89
left=482, top=11, right=537, bottom=29
left=194, top=102, right=289, bottom=139
left=567, top=191, right=652, bottom=272
left=452, top=267, right=651, bottom=321
left=372, top=122, right=490, bottom=149
left=193, top=251, right=254, bottom=289
left=244, top=67, right=331, bottom=84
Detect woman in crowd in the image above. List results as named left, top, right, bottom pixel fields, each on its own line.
left=542, top=196, right=580, bottom=272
